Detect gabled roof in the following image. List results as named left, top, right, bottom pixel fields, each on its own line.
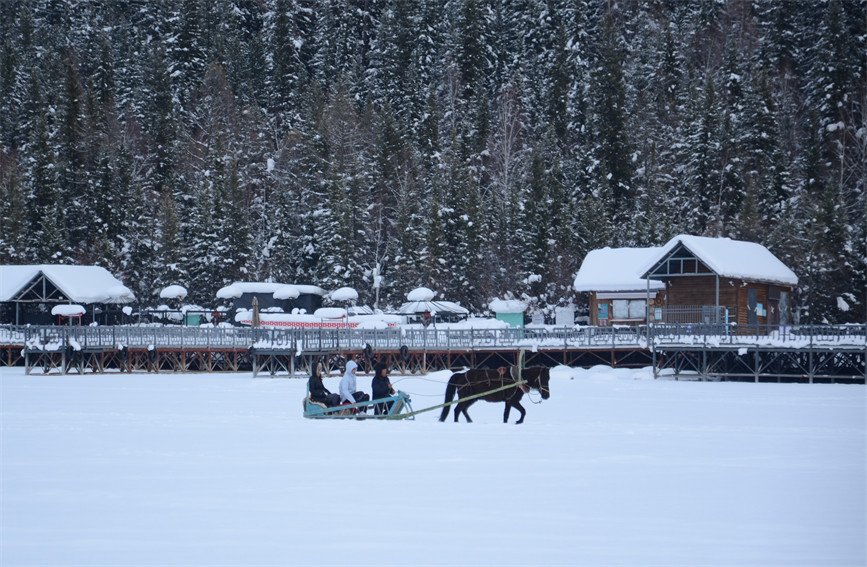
left=489, top=299, right=528, bottom=313
left=573, top=247, right=667, bottom=293
left=640, top=235, right=798, bottom=286
left=0, top=265, right=135, bottom=303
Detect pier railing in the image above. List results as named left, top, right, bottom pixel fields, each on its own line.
left=2, top=323, right=864, bottom=353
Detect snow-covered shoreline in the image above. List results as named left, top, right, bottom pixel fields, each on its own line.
left=1, top=366, right=864, bottom=566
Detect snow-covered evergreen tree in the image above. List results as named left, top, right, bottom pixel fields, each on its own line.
left=0, top=0, right=861, bottom=319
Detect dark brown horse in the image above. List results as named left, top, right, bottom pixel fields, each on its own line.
left=438, top=367, right=551, bottom=424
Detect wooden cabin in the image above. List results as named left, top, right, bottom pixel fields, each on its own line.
left=640, top=235, right=798, bottom=327
left=574, top=236, right=798, bottom=327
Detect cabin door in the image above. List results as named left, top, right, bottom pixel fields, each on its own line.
left=767, top=285, right=781, bottom=326
left=779, top=291, right=790, bottom=325
left=748, top=289, right=758, bottom=325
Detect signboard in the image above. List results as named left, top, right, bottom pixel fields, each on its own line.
left=598, top=303, right=609, bottom=320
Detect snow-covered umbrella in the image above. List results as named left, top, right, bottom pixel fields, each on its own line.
left=51, top=304, right=85, bottom=325
left=51, top=304, right=86, bottom=317
left=160, top=285, right=188, bottom=301
left=397, top=300, right=469, bottom=316
left=407, top=287, right=436, bottom=302
left=251, top=297, right=261, bottom=328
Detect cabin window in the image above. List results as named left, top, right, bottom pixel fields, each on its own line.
left=613, top=300, right=628, bottom=319
left=684, top=259, right=697, bottom=273
left=613, top=299, right=646, bottom=319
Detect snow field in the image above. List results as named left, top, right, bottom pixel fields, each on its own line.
left=1, top=366, right=864, bottom=566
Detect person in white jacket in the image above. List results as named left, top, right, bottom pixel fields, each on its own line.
left=339, top=357, right=369, bottom=410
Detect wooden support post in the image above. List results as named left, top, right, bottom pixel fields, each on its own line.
left=754, top=347, right=760, bottom=383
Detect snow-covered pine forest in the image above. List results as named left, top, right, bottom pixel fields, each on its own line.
left=0, top=1, right=864, bottom=322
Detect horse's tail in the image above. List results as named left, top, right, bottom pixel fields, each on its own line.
left=439, top=376, right=459, bottom=422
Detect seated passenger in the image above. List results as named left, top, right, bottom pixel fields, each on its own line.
left=371, top=361, right=396, bottom=416
left=339, top=356, right=370, bottom=411
left=308, top=362, right=340, bottom=407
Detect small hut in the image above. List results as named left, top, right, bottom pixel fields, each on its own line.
left=0, top=265, right=135, bottom=325
left=216, top=282, right=325, bottom=321
left=489, top=299, right=528, bottom=328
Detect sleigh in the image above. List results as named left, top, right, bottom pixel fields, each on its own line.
left=303, top=390, right=415, bottom=420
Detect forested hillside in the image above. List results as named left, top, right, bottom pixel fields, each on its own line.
left=0, top=0, right=864, bottom=322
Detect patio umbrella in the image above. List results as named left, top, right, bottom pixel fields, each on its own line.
left=251, top=297, right=261, bottom=328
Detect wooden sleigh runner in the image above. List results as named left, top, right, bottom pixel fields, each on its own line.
left=303, top=390, right=415, bottom=420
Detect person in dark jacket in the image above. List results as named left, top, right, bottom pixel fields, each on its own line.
left=371, top=361, right=396, bottom=415
left=308, top=362, right=340, bottom=407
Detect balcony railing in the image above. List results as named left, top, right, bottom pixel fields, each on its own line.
left=655, top=305, right=730, bottom=324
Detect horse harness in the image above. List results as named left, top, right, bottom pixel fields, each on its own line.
left=456, top=368, right=525, bottom=399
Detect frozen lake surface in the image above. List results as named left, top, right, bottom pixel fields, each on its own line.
left=1, top=366, right=864, bottom=566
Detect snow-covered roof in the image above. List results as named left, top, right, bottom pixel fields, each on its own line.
left=314, top=307, right=348, bottom=319
left=573, top=248, right=666, bottom=292
left=273, top=285, right=300, bottom=300
left=217, top=282, right=283, bottom=298
left=293, top=284, right=327, bottom=296
left=489, top=299, right=528, bottom=313
left=216, top=282, right=326, bottom=299
left=0, top=265, right=135, bottom=304
left=640, top=235, right=799, bottom=286
left=348, top=305, right=374, bottom=315
left=397, top=300, right=470, bottom=315
left=330, top=287, right=358, bottom=301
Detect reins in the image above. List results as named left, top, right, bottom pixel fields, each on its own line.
left=390, top=379, right=528, bottom=420
left=526, top=389, right=545, bottom=404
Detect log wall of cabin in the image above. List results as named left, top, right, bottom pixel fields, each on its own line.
left=664, top=276, right=737, bottom=307
left=664, top=277, right=792, bottom=326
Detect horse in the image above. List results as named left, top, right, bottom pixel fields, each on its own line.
left=438, top=366, right=550, bottom=424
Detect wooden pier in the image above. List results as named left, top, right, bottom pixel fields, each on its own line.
left=1, top=324, right=864, bottom=383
